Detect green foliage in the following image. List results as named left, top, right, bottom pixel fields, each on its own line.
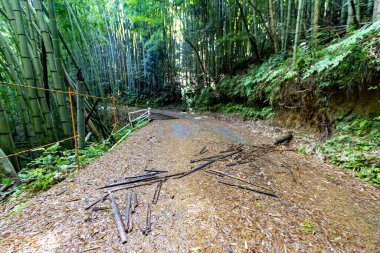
left=125, top=87, right=181, bottom=107
left=301, top=220, right=316, bottom=235
left=17, top=141, right=110, bottom=192
left=188, top=21, right=380, bottom=110
left=2, top=177, right=12, bottom=186
left=221, top=103, right=274, bottom=119
left=317, top=116, right=380, bottom=186
left=9, top=203, right=27, bottom=216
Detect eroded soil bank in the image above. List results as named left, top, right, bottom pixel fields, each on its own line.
left=1, top=110, right=379, bottom=252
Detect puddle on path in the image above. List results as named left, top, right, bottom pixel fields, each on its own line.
left=172, top=122, right=188, bottom=137
left=205, top=123, right=247, bottom=144
left=172, top=118, right=247, bottom=144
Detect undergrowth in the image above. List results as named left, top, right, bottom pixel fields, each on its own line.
left=192, top=102, right=274, bottom=119
left=301, top=116, right=380, bottom=186
left=17, top=141, right=110, bottom=192
left=12, top=118, right=151, bottom=193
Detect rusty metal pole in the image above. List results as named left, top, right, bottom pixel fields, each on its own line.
left=68, top=87, right=80, bottom=170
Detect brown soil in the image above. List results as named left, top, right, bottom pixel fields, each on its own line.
left=1, top=110, right=379, bottom=253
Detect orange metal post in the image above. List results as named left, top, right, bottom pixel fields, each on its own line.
left=68, top=87, right=80, bottom=170
left=113, top=97, right=118, bottom=142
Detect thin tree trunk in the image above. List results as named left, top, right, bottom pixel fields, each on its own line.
left=268, top=0, right=279, bottom=53
left=293, top=0, right=305, bottom=65
left=313, top=0, right=320, bottom=42
left=237, top=0, right=261, bottom=61
left=283, top=0, right=292, bottom=55
left=373, top=0, right=380, bottom=20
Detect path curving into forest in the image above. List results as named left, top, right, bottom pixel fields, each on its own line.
left=1, top=110, right=379, bottom=252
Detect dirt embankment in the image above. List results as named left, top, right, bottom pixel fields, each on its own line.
left=275, top=82, right=380, bottom=135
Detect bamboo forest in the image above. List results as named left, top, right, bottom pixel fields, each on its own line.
left=0, top=0, right=379, bottom=251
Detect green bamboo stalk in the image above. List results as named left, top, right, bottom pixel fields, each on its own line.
left=11, top=0, right=45, bottom=145
left=25, top=2, right=56, bottom=142
left=33, top=0, right=71, bottom=137
left=0, top=52, right=32, bottom=148
left=0, top=102, right=19, bottom=174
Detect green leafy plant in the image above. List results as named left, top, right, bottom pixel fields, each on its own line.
left=18, top=141, right=111, bottom=192
left=317, top=116, right=380, bottom=186
left=9, top=203, right=27, bottom=216
left=301, top=220, right=316, bottom=235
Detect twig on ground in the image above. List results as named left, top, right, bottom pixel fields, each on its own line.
left=141, top=204, right=152, bottom=235
left=206, top=170, right=272, bottom=192
left=131, top=192, right=138, bottom=213
left=84, top=193, right=109, bottom=210
left=152, top=180, right=163, bottom=204
left=219, top=181, right=278, bottom=198
left=198, top=146, right=207, bottom=154
left=125, top=192, right=132, bottom=233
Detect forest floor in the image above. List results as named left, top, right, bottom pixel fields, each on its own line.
left=1, top=110, right=380, bottom=253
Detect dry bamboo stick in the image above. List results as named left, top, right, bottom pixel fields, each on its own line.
left=109, top=193, right=127, bottom=244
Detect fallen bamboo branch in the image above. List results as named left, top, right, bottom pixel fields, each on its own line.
left=109, top=179, right=163, bottom=192
left=79, top=246, right=101, bottom=253
left=109, top=171, right=187, bottom=192
left=177, top=160, right=215, bottom=179
left=226, top=160, right=254, bottom=167
left=124, top=172, right=160, bottom=180
left=198, top=146, right=207, bottom=154
left=141, top=204, right=152, bottom=235
left=100, top=175, right=160, bottom=189
left=152, top=181, right=163, bottom=204
left=131, top=192, right=138, bottom=213
left=190, top=150, right=241, bottom=163
left=179, top=151, right=242, bottom=179
left=56, top=188, right=68, bottom=196
left=219, top=181, right=278, bottom=198
left=109, top=193, right=127, bottom=244
left=125, top=192, right=132, bottom=233
left=220, top=143, right=244, bottom=153
left=91, top=206, right=109, bottom=212
left=206, top=170, right=273, bottom=192
left=144, top=169, right=168, bottom=174
left=84, top=193, right=109, bottom=210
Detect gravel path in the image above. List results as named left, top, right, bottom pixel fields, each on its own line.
left=1, top=111, right=379, bottom=252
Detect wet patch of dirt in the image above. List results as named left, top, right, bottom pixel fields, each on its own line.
left=1, top=110, right=379, bottom=252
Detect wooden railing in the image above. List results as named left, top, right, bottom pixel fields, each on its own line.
left=110, top=108, right=151, bottom=150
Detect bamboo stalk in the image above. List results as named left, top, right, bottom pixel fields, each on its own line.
left=109, top=193, right=127, bottom=244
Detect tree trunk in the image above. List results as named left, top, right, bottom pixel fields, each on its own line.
left=283, top=0, right=292, bottom=56
left=374, top=0, right=380, bottom=20
left=313, top=0, right=320, bottom=42
left=341, top=0, right=348, bottom=25
left=293, top=0, right=305, bottom=65
left=237, top=0, right=261, bottom=62
left=268, top=0, right=279, bottom=53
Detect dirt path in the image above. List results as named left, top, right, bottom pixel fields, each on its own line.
left=1, top=111, right=379, bottom=253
